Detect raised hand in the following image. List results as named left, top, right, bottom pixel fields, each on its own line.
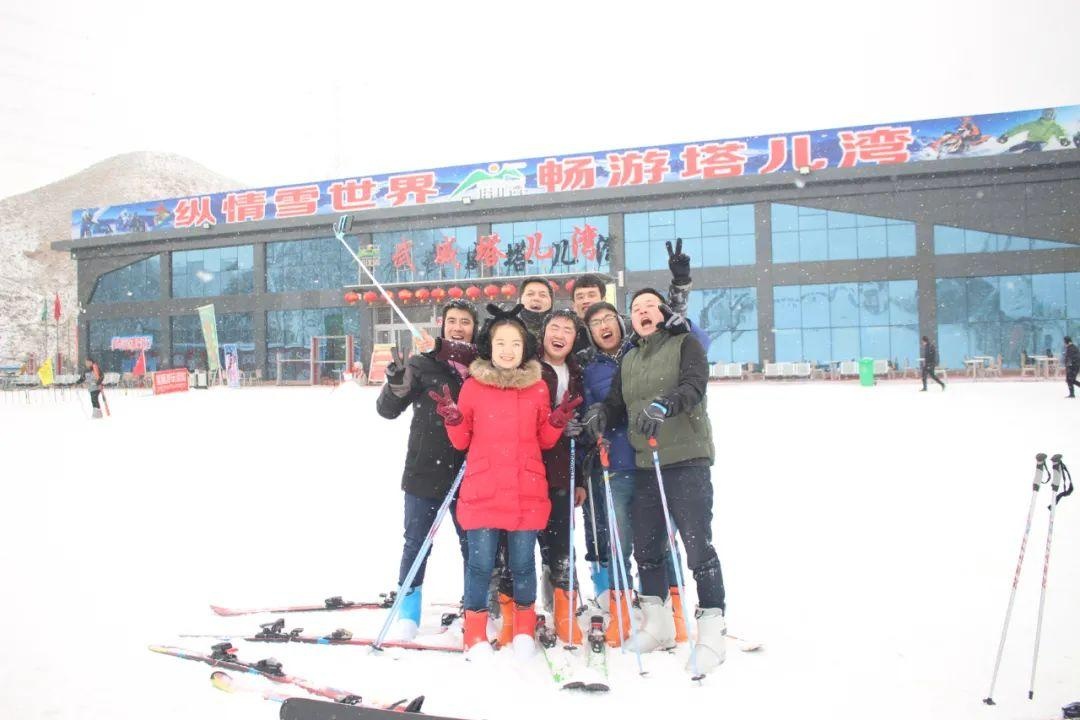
left=385, top=346, right=407, bottom=386
left=666, top=237, right=691, bottom=284
left=548, top=395, right=583, bottom=428
left=427, top=383, right=463, bottom=426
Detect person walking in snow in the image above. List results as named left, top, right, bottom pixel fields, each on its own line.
left=1063, top=336, right=1080, bottom=399
left=920, top=336, right=946, bottom=391
left=375, top=300, right=479, bottom=639
left=432, top=303, right=581, bottom=659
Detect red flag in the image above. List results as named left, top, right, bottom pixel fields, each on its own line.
left=53, top=292, right=61, bottom=321
left=132, top=350, right=147, bottom=377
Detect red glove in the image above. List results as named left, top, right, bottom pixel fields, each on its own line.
left=427, top=384, right=463, bottom=426
left=548, top=395, right=583, bottom=429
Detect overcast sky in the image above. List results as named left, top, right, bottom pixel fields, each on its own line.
left=1, top=0, right=1077, bottom=201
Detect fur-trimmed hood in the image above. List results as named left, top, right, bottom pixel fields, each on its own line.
left=468, top=358, right=542, bottom=389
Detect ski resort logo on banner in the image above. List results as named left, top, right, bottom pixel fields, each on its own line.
left=70, top=104, right=1080, bottom=239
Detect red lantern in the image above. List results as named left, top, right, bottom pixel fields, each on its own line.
left=362, top=290, right=378, bottom=304
left=565, top=279, right=576, bottom=294
left=465, top=286, right=482, bottom=300
left=398, top=289, right=413, bottom=303
left=431, top=287, right=447, bottom=302
left=415, top=288, right=431, bottom=302
left=448, top=286, right=464, bottom=299
left=344, top=291, right=360, bottom=305
left=500, top=283, right=516, bottom=298
left=483, top=284, right=499, bottom=299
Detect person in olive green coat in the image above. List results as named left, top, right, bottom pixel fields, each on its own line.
left=582, top=287, right=727, bottom=674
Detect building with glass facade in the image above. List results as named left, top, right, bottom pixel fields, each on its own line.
left=56, top=145, right=1080, bottom=376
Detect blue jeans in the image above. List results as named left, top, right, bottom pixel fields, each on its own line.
left=582, top=468, right=683, bottom=592
left=465, top=529, right=537, bottom=611
left=398, top=493, right=467, bottom=590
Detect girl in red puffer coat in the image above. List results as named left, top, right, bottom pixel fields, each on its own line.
left=430, top=303, right=581, bottom=660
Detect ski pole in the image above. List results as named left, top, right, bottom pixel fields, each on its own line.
left=99, top=387, right=110, bottom=417
left=648, top=436, right=702, bottom=680
left=566, top=438, right=578, bottom=649
left=373, top=461, right=466, bottom=651
left=1028, top=454, right=1064, bottom=701
left=598, top=437, right=645, bottom=675
left=332, top=216, right=422, bottom=340
left=584, top=461, right=601, bottom=583
left=983, top=452, right=1048, bottom=705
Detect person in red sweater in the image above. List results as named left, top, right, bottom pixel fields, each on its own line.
left=431, top=304, right=581, bottom=660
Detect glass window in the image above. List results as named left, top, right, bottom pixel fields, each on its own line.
left=829, top=284, right=859, bottom=327
left=889, top=280, right=918, bottom=326
left=88, top=317, right=162, bottom=373
left=171, top=312, right=255, bottom=372
left=625, top=204, right=755, bottom=271
left=173, top=245, right=254, bottom=298
left=487, top=216, right=609, bottom=277
left=934, top=225, right=1074, bottom=255
left=936, top=271, right=1080, bottom=368
left=266, top=307, right=362, bottom=382
left=90, top=255, right=161, bottom=304
left=688, top=287, right=759, bottom=365
left=266, top=236, right=360, bottom=293
left=1032, top=273, right=1066, bottom=319
left=771, top=204, right=914, bottom=263
left=773, top=286, right=801, bottom=329
left=773, top=280, right=915, bottom=364
left=801, top=285, right=830, bottom=328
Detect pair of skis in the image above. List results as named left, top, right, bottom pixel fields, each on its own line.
left=211, top=671, right=463, bottom=719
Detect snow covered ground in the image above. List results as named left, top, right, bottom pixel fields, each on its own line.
left=0, top=379, right=1077, bottom=720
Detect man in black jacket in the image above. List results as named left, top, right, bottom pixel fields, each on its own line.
left=1064, top=336, right=1080, bottom=398
left=920, top=336, right=945, bottom=391
left=376, top=300, right=479, bottom=639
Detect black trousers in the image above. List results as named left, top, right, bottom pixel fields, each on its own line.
left=632, top=463, right=725, bottom=610
left=1067, top=366, right=1080, bottom=396
left=90, top=390, right=101, bottom=409
left=922, top=365, right=944, bottom=389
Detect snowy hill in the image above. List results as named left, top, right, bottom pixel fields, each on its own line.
left=0, top=152, right=240, bottom=363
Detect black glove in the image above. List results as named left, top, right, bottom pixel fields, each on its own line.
left=666, top=237, right=691, bottom=285
left=659, top=303, right=689, bottom=336
left=582, top=403, right=608, bottom=441
left=1060, top=136, right=1071, bottom=147
left=385, top=347, right=408, bottom=387
left=634, top=400, right=670, bottom=439
left=997, top=135, right=1008, bottom=144
left=564, top=417, right=586, bottom=439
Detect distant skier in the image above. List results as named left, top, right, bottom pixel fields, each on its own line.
left=1064, top=336, right=1080, bottom=399
left=920, top=336, right=946, bottom=391
left=431, top=303, right=581, bottom=660
left=375, top=300, right=479, bottom=640
left=83, top=357, right=104, bottom=418
left=997, top=109, right=1071, bottom=153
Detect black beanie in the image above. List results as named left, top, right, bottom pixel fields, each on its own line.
left=477, top=303, right=538, bottom=366
left=439, top=300, right=478, bottom=339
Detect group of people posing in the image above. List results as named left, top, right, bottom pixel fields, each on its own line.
left=376, top=240, right=727, bottom=674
